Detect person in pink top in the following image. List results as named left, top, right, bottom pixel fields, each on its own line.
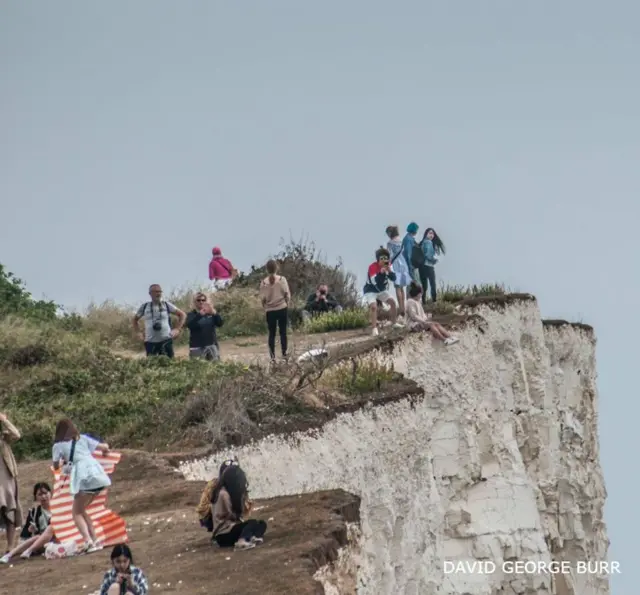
left=209, top=247, right=235, bottom=291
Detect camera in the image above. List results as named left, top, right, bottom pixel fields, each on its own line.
left=152, top=322, right=162, bottom=331
left=319, top=289, right=327, bottom=295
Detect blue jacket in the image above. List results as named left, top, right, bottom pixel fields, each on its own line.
left=422, top=239, right=438, bottom=266
left=402, top=233, right=417, bottom=268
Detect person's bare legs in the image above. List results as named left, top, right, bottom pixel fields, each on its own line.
left=385, top=298, right=398, bottom=323
left=428, top=323, right=450, bottom=341
left=21, top=526, right=54, bottom=558
left=3, top=535, right=37, bottom=560
left=81, top=494, right=98, bottom=542
left=369, top=302, right=378, bottom=331
left=5, top=523, right=16, bottom=551
left=72, top=493, right=95, bottom=544
left=395, top=287, right=405, bottom=317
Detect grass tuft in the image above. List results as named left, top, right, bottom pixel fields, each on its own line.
left=437, top=282, right=508, bottom=303
left=304, top=309, right=369, bottom=334
left=324, top=360, right=396, bottom=395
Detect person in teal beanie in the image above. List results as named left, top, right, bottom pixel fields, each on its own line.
left=402, top=222, right=421, bottom=284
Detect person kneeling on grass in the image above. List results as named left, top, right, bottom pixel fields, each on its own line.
left=211, top=465, right=266, bottom=551
left=99, top=543, right=148, bottom=595
left=0, top=482, right=54, bottom=563
left=362, top=247, right=405, bottom=336
left=302, top=284, right=343, bottom=322
left=406, top=282, right=459, bottom=346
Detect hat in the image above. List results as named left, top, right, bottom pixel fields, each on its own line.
left=212, top=246, right=222, bottom=256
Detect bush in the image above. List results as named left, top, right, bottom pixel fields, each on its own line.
left=0, top=264, right=58, bottom=322
left=234, top=235, right=361, bottom=309
left=304, top=309, right=369, bottom=334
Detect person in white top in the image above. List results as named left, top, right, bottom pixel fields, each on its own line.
left=406, top=282, right=459, bottom=345
left=52, top=418, right=112, bottom=553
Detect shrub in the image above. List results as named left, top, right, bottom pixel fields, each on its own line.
left=324, top=359, right=396, bottom=395
left=304, top=309, right=369, bottom=334
left=234, top=235, right=361, bottom=309
left=0, top=264, right=58, bottom=322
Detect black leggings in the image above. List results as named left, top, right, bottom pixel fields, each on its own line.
left=266, top=308, right=288, bottom=358
left=419, top=265, right=437, bottom=304
left=215, top=519, right=267, bottom=547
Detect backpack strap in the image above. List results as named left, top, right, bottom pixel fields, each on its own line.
left=69, top=438, right=77, bottom=464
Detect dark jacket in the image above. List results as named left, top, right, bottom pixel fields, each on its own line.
left=304, top=292, right=340, bottom=313
left=363, top=262, right=396, bottom=294
left=186, top=310, right=224, bottom=348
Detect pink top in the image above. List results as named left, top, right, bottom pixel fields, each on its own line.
left=209, top=256, right=234, bottom=280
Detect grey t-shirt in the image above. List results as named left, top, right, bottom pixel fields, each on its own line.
left=135, top=300, right=178, bottom=342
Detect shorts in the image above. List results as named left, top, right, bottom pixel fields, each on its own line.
left=362, top=291, right=393, bottom=306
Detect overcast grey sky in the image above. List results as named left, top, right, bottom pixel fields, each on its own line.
left=1, top=1, right=637, bottom=591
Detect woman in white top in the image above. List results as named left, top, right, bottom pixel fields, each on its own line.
left=52, top=418, right=111, bottom=553
left=406, top=282, right=459, bottom=345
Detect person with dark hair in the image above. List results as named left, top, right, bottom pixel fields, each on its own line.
left=0, top=412, right=22, bottom=554
left=362, top=248, right=404, bottom=336
left=99, top=543, right=148, bottom=595
left=259, top=260, right=290, bottom=361
left=186, top=292, right=224, bottom=361
left=386, top=225, right=412, bottom=318
left=402, top=222, right=422, bottom=284
left=1, top=482, right=54, bottom=563
left=211, top=465, right=266, bottom=551
left=196, top=459, right=240, bottom=531
left=419, top=227, right=446, bottom=304
left=302, top=284, right=343, bottom=322
left=406, top=282, right=459, bottom=345
left=52, top=418, right=111, bottom=553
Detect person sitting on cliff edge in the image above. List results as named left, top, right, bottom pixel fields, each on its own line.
left=406, top=282, right=459, bottom=345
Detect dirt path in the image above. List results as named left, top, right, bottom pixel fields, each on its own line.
left=114, top=328, right=373, bottom=364
left=4, top=452, right=359, bottom=595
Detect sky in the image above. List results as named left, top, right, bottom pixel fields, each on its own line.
left=1, top=1, right=637, bottom=591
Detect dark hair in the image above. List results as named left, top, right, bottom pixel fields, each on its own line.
left=375, top=247, right=390, bottom=261
left=265, top=260, right=278, bottom=275
left=385, top=225, right=399, bottom=239
left=110, top=543, right=134, bottom=564
left=210, top=459, right=238, bottom=504
left=422, top=228, right=446, bottom=255
left=216, top=465, right=248, bottom=517
left=408, top=281, right=422, bottom=298
left=33, top=482, right=52, bottom=500
left=54, top=418, right=79, bottom=443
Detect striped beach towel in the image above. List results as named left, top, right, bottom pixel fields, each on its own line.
left=49, top=450, right=128, bottom=547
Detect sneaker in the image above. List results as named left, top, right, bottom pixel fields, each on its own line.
left=371, top=327, right=379, bottom=337
left=0, top=554, right=10, bottom=564
left=20, top=550, right=32, bottom=560
left=87, top=541, right=104, bottom=553
left=392, top=322, right=405, bottom=329
left=234, top=539, right=256, bottom=551
left=444, top=337, right=460, bottom=346
left=251, top=536, right=264, bottom=545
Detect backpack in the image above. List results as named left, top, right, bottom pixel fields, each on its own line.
left=140, top=301, right=172, bottom=329
left=411, top=241, right=425, bottom=268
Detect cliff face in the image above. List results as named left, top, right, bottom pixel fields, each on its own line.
left=180, top=297, right=609, bottom=595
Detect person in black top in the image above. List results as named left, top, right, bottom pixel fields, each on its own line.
left=302, top=284, right=343, bottom=322
left=186, top=293, right=224, bottom=361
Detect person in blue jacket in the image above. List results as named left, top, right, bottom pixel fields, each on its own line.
left=402, top=222, right=421, bottom=284
left=419, top=227, right=446, bottom=304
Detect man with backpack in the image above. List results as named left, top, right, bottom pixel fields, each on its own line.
left=132, top=284, right=186, bottom=358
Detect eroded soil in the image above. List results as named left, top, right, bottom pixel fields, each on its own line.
left=2, top=452, right=359, bottom=595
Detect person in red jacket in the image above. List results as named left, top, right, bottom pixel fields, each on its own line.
left=208, top=247, right=235, bottom=291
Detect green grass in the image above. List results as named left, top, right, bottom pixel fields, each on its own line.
left=437, top=282, right=508, bottom=303
left=0, top=317, right=249, bottom=458
left=324, top=360, right=396, bottom=395
left=305, top=308, right=369, bottom=334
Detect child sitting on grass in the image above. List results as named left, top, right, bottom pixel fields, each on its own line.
left=1, top=482, right=54, bottom=563
left=406, top=282, right=459, bottom=345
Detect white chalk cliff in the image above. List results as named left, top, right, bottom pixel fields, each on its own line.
left=180, top=296, right=609, bottom=595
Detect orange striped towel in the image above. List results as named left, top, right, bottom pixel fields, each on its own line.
left=50, top=450, right=128, bottom=547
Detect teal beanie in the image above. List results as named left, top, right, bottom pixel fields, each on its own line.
left=407, top=222, right=419, bottom=234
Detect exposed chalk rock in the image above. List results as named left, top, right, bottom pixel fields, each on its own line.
left=180, top=297, right=609, bottom=595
